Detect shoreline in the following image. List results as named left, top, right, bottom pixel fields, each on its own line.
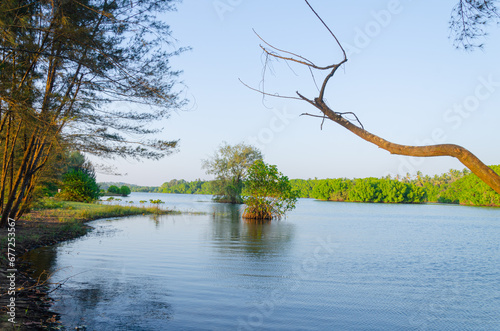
left=0, top=201, right=177, bottom=330
left=2, top=196, right=497, bottom=329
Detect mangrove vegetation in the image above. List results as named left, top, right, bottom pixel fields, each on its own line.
left=117, top=165, right=500, bottom=207
left=242, top=160, right=299, bottom=220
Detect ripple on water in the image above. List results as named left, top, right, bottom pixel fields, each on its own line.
left=25, top=196, right=500, bottom=330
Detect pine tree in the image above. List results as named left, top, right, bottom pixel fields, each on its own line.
left=0, top=0, right=186, bottom=226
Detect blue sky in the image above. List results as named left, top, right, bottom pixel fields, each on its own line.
left=94, top=0, right=500, bottom=186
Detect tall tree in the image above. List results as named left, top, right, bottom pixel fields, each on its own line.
left=202, top=142, right=262, bottom=204
left=246, top=0, right=500, bottom=196
left=0, top=0, right=186, bottom=226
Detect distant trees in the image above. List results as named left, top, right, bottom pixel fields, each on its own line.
left=158, top=179, right=212, bottom=195
left=108, top=186, right=120, bottom=195
left=288, top=166, right=500, bottom=206
left=347, top=178, right=425, bottom=203
left=153, top=166, right=500, bottom=207
left=303, top=177, right=424, bottom=203
left=242, top=160, right=299, bottom=220
left=132, top=186, right=159, bottom=193
left=311, top=178, right=351, bottom=202
left=0, top=0, right=185, bottom=227
left=99, top=182, right=158, bottom=193
left=293, top=177, right=427, bottom=204
left=202, top=143, right=263, bottom=203
left=106, top=185, right=131, bottom=197
left=442, top=165, right=500, bottom=206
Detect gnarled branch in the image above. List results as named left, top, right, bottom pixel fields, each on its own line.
left=249, top=0, right=500, bottom=195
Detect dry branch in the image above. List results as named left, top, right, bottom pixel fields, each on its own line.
left=248, top=0, right=500, bottom=195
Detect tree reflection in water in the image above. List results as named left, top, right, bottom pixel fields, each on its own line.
left=209, top=203, right=295, bottom=257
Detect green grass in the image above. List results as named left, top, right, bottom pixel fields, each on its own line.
left=0, top=199, right=180, bottom=257
left=31, top=199, right=179, bottom=220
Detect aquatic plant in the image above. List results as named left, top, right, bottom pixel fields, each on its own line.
left=242, top=160, right=298, bottom=220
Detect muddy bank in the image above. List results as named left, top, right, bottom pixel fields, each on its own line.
left=1, top=216, right=90, bottom=329
left=1, top=202, right=176, bottom=330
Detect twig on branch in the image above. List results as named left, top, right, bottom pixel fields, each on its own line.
left=304, top=0, right=347, bottom=60
left=300, top=113, right=325, bottom=118
left=308, top=66, right=320, bottom=92
left=238, top=79, right=302, bottom=100
left=254, top=29, right=317, bottom=67
left=337, top=112, right=365, bottom=130
left=301, top=111, right=364, bottom=130
left=254, top=32, right=337, bottom=70
left=296, top=91, right=316, bottom=107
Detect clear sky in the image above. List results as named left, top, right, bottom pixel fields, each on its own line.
left=94, top=0, right=500, bottom=186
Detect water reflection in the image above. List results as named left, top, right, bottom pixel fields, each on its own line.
left=20, top=197, right=500, bottom=330
left=209, top=203, right=295, bottom=257
left=54, top=276, right=173, bottom=329
left=23, top=218, right=176, bottom=330
left=21, top=246, right=58, bottom=282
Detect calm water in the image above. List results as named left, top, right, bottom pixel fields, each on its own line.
left=25, top=193, right=500, bottom=330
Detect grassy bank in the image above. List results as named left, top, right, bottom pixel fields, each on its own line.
left=0, top=199, right=178, bottom=330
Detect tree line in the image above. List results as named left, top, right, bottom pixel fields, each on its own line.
left=147, top=166, right=500, bottom=207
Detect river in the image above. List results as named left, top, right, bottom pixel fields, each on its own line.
left=24, top=193, right=500, bottom=330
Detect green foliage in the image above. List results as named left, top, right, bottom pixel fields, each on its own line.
left=99, top=182, right=158, bottom=193
left=202, top=142, right=263, bottom=204
left=444, top=165, right=500, bottom=206
left=67, top=151, right=86, bottom=170
left=243, top=160, right=299, bottom=220
left=211, top=178, right=244, bottom=203
left=132, top=186, right=158, bottom=193
left=348, top=178, right=382, bottom=202
left=107, top=166, right=498, bottom=208
left=32, top=198, right=65, bottom=210
left=157, top=179, right=212, bottom=194
left=102, top=183, right=130, bottom=197
left=288, top=166, right=497, bottom=206
left=108, top=185, right=120, bottom=194
left=290, top=179, right=315, bottom=198
left=120, top=185, right=131, bottom=197
left=306, top=177, right=427, bottom=204
left=58, top=169, right=101, bottom=203
left=311, top=178, right=352, bottom=201
left=56, top=152, right=100, bottom=203
left=1, top=0, right=185, bottom=158
left=27, top=150, right=93, bottom=212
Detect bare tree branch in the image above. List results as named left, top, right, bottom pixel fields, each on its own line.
left=304, top=0, right=347, bottom=60
left=253, top=29, right=317, bottom=67
left=238, top=79, right=302, bottom=100
left=247, top=0, right=500, bottom=195
left=254, top=29, right=338, bottom=70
